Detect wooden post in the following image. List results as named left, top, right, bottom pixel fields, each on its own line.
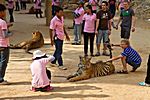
left=45, top=0, right=52, bottom=26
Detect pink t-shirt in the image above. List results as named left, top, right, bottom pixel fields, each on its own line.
left=52, top=0, right=60, bottom=6
left=50, top=16, right=65, bottom=40
left=74, top=7, right=85, bottom=24
left=83, top=13, right=96, bottom=33
left=8, top=0, right=14, bottom=9
left=0, top=19, right=9, bottom=47
left=89, top=0, right=97, bottom=11
left=34, top=0, right=41, bottom=9
left=30, top=56, right=55, bottom=88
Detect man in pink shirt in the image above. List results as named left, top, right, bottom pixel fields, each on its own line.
left=0, top=4, right=11, bottom=85
left=30, top=50, right=55, bottom=92
left=72, top=1, right=84, bottom=45
left=49, top=7, right=70, bottom=70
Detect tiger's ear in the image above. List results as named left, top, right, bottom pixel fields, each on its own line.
left=86, top=56, right=92, bottom=61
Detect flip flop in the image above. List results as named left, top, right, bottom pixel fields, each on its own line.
left=117, top=70, right=128, bottom=74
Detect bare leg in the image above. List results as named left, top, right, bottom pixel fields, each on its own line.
left=121, top=56, right=128, bottom=71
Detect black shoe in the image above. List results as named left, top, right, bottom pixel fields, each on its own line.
left=72, top=42, right=77, bottom=45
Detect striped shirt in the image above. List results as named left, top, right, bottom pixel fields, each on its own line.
left=121, top=46, right=142, bottom=65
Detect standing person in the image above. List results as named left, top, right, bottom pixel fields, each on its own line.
left=30, top=50, right=55, bottom=92
left=116, top=0, right=135, bottom=39
left=95, top=1, right=112, bottom=56
left=0, top=4, right=12, bottom=85
left=52, top=0, right=60, bottom=16
left=108, top=0, right=117, bottom=18
left=72, top=1, right=84, bottom=45
left=88, top=0, right=98, bottom=13
left=7, top=0, right=15, bottom=22
left=49, top=7, right=70, bottom=70
left=139, top=54, right=150, bottom=87
left=34, top=0, right=42, bottom=18
left=83, top=5, right=96, bottom=56
left=15, top=0, right=20, bottom=11
left=105, top=39, right=142, bottom=73
left=22, top=0, right=27, bottom=10
left=108, top=0, right=117, bottom=28
left=20, top=0, right=23, bottom=10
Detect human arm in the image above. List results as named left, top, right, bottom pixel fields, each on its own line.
left=115, top=16, right=122, bottom=30
left=49, top=29, right=54, bottom=46
left=64, top=26, right=70, bottom=41
left=105, top=54, right=123, bottom=62
left=131, top=9, right=136, bottom=32
left=95, top=19, right=99, bottom=35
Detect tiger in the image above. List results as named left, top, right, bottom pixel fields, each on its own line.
left=10, top=31, right=44, bottom=54
left=67, top=56, right=115, bottom=82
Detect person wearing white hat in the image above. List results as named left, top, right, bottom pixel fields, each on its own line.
left=30, top=50, right=55, bottom=92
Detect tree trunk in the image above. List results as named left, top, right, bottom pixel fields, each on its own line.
left=45, top=0, right=52, bottom=26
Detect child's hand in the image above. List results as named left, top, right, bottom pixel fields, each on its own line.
left=132, top=27, right=135, bottom=32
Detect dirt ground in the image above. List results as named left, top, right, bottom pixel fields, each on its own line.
left=0, top=4, right=150, bottom=100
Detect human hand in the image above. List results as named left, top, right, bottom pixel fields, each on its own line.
left=108, top=30, right=111, bottom=35
left=95, top=30, right=98, bottom=36
left=66, top=35, right=70, bottom=41
left=115, top=25, right=118, bottom=30
left=132, top=27, right=135, bottom=32
left=51, top=40, right=54, bottom=46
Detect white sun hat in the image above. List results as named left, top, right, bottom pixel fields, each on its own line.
left=32, top=50, right=46, bottom=59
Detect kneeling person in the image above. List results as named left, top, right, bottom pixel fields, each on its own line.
left=106, top=39, right=142, bottom=73
left=30, top=50, right=55, bottom=92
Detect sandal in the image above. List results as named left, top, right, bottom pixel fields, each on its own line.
left=117, top=70, right=128, bottom=74
left=138, top=82, right=150, bottom=87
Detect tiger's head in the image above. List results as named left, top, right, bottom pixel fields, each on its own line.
left=78, top=56, right=92, bottom=70
left=32, top=31, right=43, bottom=40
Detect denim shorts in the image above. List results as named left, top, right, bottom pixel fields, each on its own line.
left=96, top=30, right=109, bottom=44
left=126, top=59, right=141, bottom=69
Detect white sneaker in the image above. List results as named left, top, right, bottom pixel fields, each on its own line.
left=58, top=66, right=67, bottom=70
left=0, top=80, right=10, bottom=85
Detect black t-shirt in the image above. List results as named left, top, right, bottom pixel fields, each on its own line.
left=120, top=8, right=135, bottom=28
left=96, top=10, right=111, bottom=30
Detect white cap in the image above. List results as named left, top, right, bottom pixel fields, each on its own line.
left=32, top=50, right=46, bottom=59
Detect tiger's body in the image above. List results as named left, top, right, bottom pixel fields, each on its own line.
left=10, top=31, right=44, bottom=53
left=67, top=56, right=115, bottom=82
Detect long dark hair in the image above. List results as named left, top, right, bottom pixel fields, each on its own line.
left=86, top=5, right=93, bottom=14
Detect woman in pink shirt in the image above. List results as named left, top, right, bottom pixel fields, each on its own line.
left=34, top=0, right=42, bottom=18
left=88, top=0, right=98, bottom=13
left=83, top=5, right=96, bottom=56
left=30, top=50, right=55, bottom=92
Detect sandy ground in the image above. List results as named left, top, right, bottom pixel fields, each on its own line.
left=0, top=4, right=150, bottom=100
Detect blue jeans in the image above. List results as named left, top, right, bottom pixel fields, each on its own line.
left=0, top=47, right=9, bottom=82
left=52, top=38, right=63, bottom=66
left=74, top=24, right=82, bottom=43
left=96, top=30, right=109, bottom=44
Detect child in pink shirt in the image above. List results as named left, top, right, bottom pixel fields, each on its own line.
left=30, top=50, right=55, bottom=92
